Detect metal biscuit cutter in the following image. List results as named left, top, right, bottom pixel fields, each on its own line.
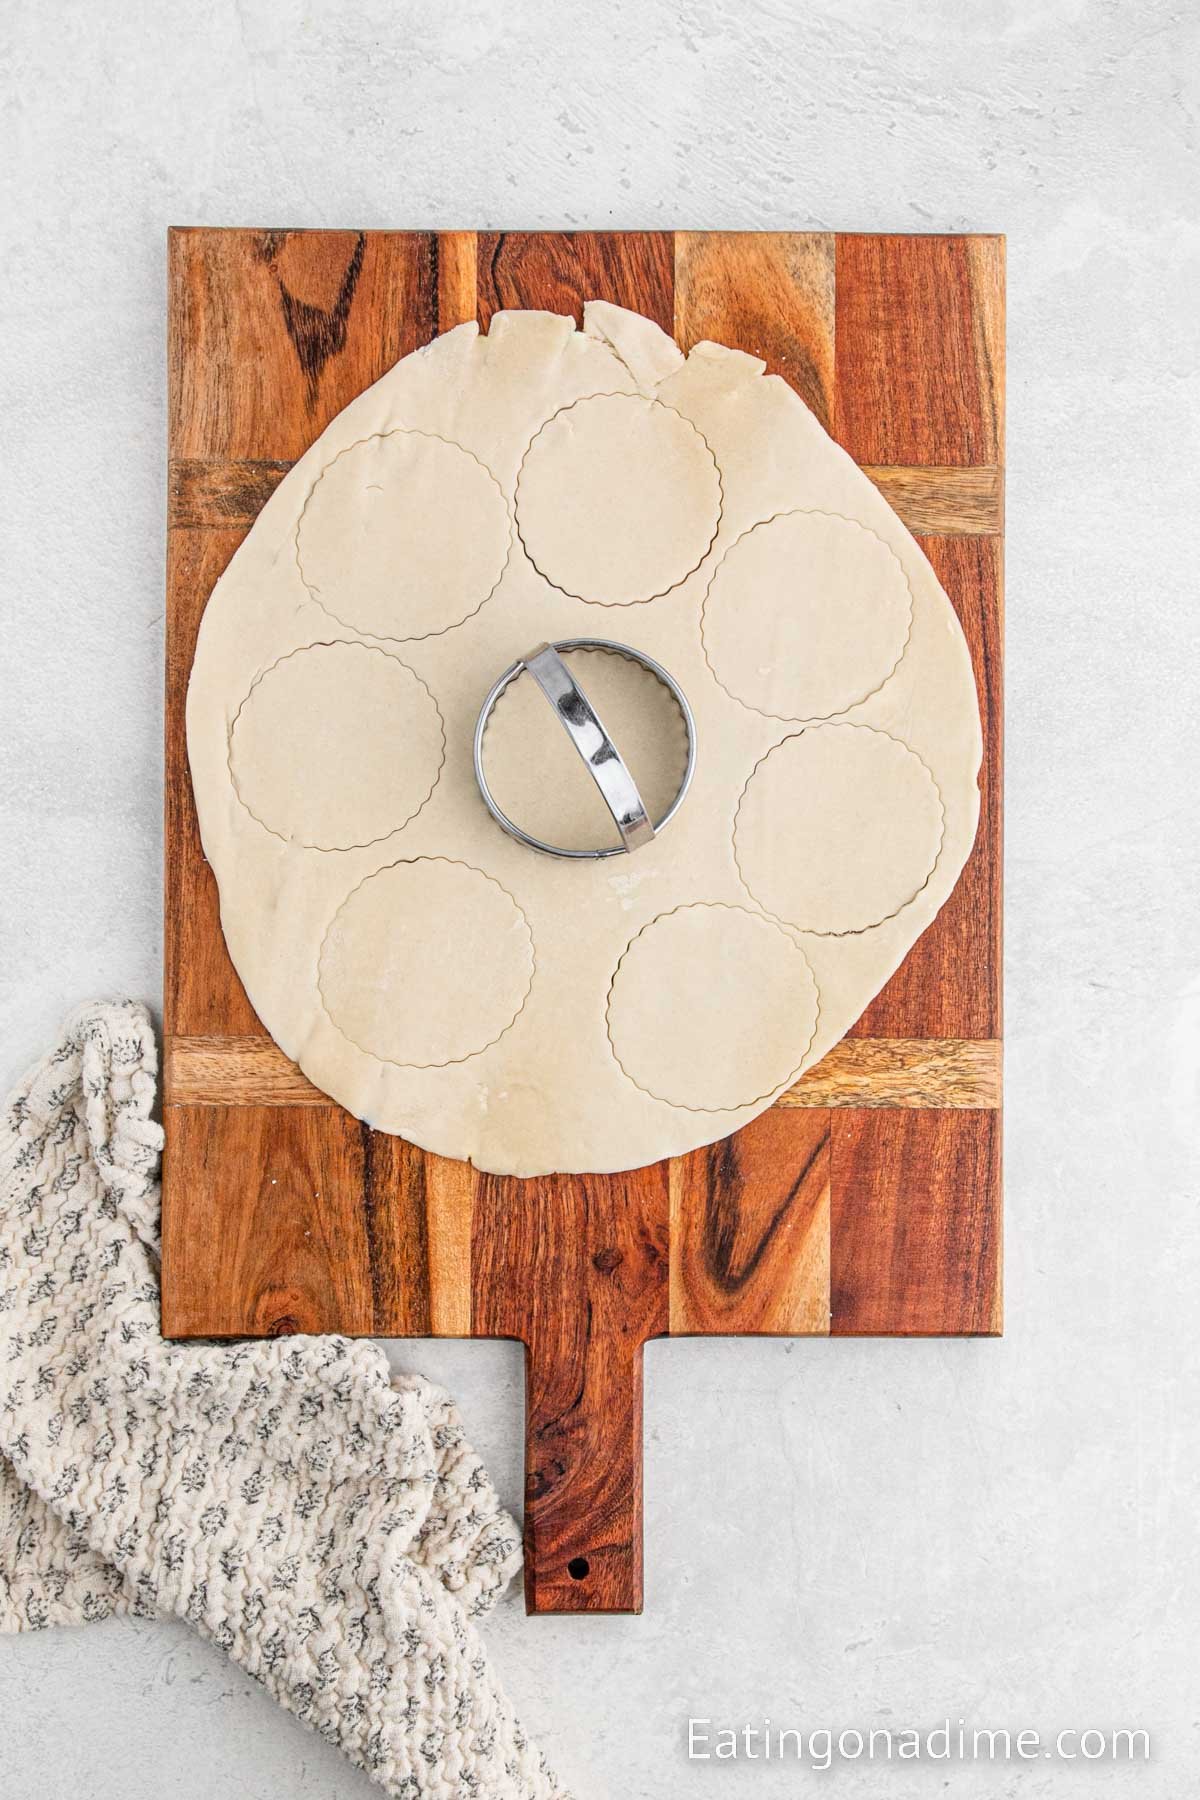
left=473, top=637, right=697, bottom=860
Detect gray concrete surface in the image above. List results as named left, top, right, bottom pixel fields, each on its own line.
left=2, top=0, right=1198, bottom=1793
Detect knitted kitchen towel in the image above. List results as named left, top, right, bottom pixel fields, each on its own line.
left=0, top=1001, right=565, bottom=1799
left=0, top=1381, right=519, bottom=1631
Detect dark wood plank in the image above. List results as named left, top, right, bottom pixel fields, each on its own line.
left=476, top=230, right=675, bottom=333
left=851, top=533, right=1003, bottom=1038
left=834, top=234, right=1004, bottom=467
left=354, top=1130, right=433, bottom=1337
left=161, top=1106, right=379, bottom=1338
left=164, top=525, right=262, bottom=1041
left=830, top=1110, right=1002, bottom=1334
left=161, top=1107, right=446, bottom=1341
left=168, top=228, right=436, bottom=460
left=675, top=231, right=836, bottom=428
left=669, top=1109, right=830, bottom=1334
left=471, top=1169, right=670, bottom=1613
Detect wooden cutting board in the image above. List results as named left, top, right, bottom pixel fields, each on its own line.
left=162, top=229, right=1003, bottom=1615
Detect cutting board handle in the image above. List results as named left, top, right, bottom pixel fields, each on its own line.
left=471, top=1169, right=670, bottom=1614
left=522, top=1327, right=650, bottom=1613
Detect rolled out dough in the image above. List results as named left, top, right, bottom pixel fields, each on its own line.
left=187, top=302, right=982, bottom=1176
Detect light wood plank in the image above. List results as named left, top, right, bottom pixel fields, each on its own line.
left=863, top=464, right=1001, bottom=535
left=168, top=1033, right=1002, bottom=1110
left=424, top=1153, right=475, bottom=1336
left=169, top=457, right=291, bottom=528
left=782, top=1037, right=1000, bottom=1109
left=166, top=1034, right=327, bottom=1106
left=436, top=230, right=478, bottom=329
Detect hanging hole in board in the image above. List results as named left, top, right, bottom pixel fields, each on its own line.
left=567, top=1555, right=591, bottom=1581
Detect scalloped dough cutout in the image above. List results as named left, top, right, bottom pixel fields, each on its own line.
left=478, top=646, right=690, bottom=853
left=702, top=511, right=912, bottom=721
left=735, top=724, right=946, bottom=936
left=606, top=904, right=819, bottom=1111
left=229, top=642, right=445, bottom=850
left=514, top=393, right=722, bottom=603
left=296, top=429, right=511, bottom=640
left=318, top=858, right=534, bottom=1067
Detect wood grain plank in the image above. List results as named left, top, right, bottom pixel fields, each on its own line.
left=968, top=236, right=1006, bottom=458
left=782, top=1037, right=1000, bottom=1109
left=664, top=231, right=841, bottom=1359
left=169, top=454, right=1001, bottom=537
left=161, top=1106, right=379, bottom=1339
left=168, top=458, right=292, bottom=529
left=162, top=1108, right=457, bottom=1342
left=669, top=1109, right=830, bottom=1335
left=435, top=231, right=478, bottom=331
left=834, top=234, right=1004, bottom=467
left=863, top=464, right=1002, bottom=536
left=471, top=1169, right=670, bottom=1613
left=424, top=1154, right=475, bottom=1336
left=830, top=1110, right=1002, bottom=1335
left=168, top=228, right=436, bottom=460
left=674, top=231, right=836, bottom=428
left=354, top=1129, right=434, bottom=1338
left=165, top=1034, right=319, bottom=1105
left=167, top=1035, right=1000, bottom=1112
left=164, top=526, right=262, bottom=1038
left=476, top=230, right=674, bottom=332
left=851, top=533, right=1003, bottom=1038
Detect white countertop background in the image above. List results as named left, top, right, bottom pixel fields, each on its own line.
left=2, top=1, right=1198, bottom=1793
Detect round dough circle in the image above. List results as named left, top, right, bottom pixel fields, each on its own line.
left=702, top=511, right=912, bottom=720
left=735, top=724, right=946, bottom=935
left=479, top=646, right=691, bottom=853
left=229, top=643, right=445, bottom=850
left=319, top=859, right=534, bottom=1067
left=515, top=393, right=722, bottom=604
left=296, top=430, right=511, bottom=640
left=606, top=904, right=819, bottom=1110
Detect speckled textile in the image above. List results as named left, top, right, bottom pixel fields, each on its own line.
left=0, top=1001, right=565, bottom=1799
